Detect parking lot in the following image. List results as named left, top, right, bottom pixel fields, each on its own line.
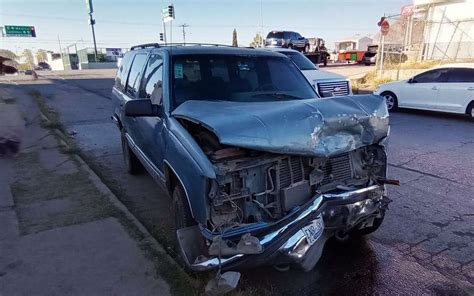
left=1, top=69, right=472, bottom=295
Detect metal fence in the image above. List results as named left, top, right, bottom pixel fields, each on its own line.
left=376, top=3, right=474, bottom=79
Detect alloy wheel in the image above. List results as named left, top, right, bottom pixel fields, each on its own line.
left=384, top=94, right=395, bottom=110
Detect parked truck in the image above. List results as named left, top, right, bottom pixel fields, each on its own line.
left=304, top=37, right=330, bottom=66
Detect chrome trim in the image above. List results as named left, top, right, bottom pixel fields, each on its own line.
left=163, top=159, right=195, bottom=219
left=190, top=185, right=383, bottom=270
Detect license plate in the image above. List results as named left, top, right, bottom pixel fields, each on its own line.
left=271, top=40, right=277, bottom=45
left=302, top=217, right=324, bottom=246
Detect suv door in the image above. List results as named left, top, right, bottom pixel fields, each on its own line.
left=437, top=68, right=474, bottom=113
left=134, top=53, right=166, bottom=176
left=401, top=68, right=448, bottom=109
left=122, top=52, right=148, bottom=150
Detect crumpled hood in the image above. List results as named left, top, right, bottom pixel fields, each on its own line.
left=172, top=95, right=389, bottom=157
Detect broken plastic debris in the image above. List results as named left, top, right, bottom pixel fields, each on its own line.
left=205, top=271, right=241, bottom=295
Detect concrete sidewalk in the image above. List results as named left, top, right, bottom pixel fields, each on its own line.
left=0, top=87, right=193, bottom=295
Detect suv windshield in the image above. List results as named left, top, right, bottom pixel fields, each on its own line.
left=171, top=54, right=317, bottom=108
left=266, top=32, right=284, bottom=39
left=279, top=51, right=317, bottom=70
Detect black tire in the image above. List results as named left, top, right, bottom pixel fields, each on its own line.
left=335, top=211, right=385, bottom=242
left=121, top=130, right=143, bottom=175
left=323, top=58, right=327, bottom=67
left=304, top=44, right=310, bottom=53
left=466, top=102, right=474, bottom=122
left=172, top=183, right=195, bottom=231
left=287, top=44, right=293, bottom=50
left=380, top=91, right=398, bottom=112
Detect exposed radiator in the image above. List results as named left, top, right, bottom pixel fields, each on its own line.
left=278, top=154, right=353, bottom=189
left=278, top=157, right=305, bottom=188
left=321, top=153, right=353, bottom=184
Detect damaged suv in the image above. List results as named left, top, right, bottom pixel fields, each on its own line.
left=112, top=43, right=391, bottom=275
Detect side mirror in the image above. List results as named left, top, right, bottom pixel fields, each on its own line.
left=124, top=99, right=164, bottom=117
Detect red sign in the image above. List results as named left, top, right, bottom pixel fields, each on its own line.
left=401, top=5, right=414, bottom=17
left=381, top=20, right=390, bottom=36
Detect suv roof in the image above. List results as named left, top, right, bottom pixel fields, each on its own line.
left=129, top=44, right=285, bottom=57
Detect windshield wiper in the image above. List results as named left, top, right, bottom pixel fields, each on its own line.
left=252, top=93, right=305, bottom=100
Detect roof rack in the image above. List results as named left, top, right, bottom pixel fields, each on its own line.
left=130, top=42, right=254, bottom=51
left=162, top=43, right=235, bottom=47
left=130, top=43, right=160, bottom=50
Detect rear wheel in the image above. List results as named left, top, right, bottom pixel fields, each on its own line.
left=121, top=130, right=143, bottom=174
left=381, top=91, right=398, bottom=112
left=287, top=44, right=293, bottom=50
left=467, top=102, right=474, bottom=122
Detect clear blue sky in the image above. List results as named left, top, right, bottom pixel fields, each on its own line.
left=0, top=0, right=408, bottom=54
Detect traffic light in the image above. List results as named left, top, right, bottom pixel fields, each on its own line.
left=30, top=26, right=36, bottom=37
left=168, top=5, right=174, bottom=18
left=377, top=17, right=386, bottom=26
left=160, top=33, right=164, bottom=41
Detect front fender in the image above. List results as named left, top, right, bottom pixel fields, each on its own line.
left=164, top=117, right=216, bottom=224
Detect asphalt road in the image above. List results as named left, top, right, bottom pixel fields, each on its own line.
left=2, top=71, right=473, bottom=295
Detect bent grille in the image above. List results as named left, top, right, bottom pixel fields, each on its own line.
left=322, top=153, right=353, bottom=184
left=317, top=81, right=350, bottom=97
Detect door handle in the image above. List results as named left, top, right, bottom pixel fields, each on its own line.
left=468, top=87, right=474, bottom=91
left=431, top=86, right=438, bottom=90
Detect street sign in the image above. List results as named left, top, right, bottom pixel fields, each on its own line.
left=401, top=5, right=414, bottom=17
left=4, top=25, right=36, bottom=37
left=380, top=20, right=390, bottom=36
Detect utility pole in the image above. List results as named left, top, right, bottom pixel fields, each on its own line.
left=179, top=23, right=189, bottom=45
left=86, top=0, right=98, bottom=61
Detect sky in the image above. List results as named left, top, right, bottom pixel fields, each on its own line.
left=0, top=0, right=409, bottom=54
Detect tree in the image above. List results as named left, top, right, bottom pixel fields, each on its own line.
left=0, top=49, right=17, bottom=60
left=22, top=49, right=34, bottom=68
left=36, top=49, right=48, bottom=63
left=232, top=29, right=238, bottom=47
left=249, top=32, right=263, bottom=48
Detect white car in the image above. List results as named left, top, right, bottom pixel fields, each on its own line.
left=262, top=48, right=352, bottom=98
left=375, top=65, right=474, bottom=120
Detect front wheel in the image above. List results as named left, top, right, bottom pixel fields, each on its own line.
left=380, top=91, right=398, bottom=112
left=467, top=102, right=474, bottom=122
left=334, top=211, right=385, bottom=242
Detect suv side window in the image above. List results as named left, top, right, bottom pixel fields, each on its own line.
left=295, top=32, right=302, bottom=39
left=413, top=69, right=448, bottom=83
left=284, top=32, right=292, bottom=39
left=126, top=53, right=148, bottom=97
left=447, top=68, right=474, bottom=83
left=115, top=53, right=134, bottom=91
left=140, top=54, right=164, bottom=104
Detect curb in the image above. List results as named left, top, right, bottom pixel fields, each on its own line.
left=38, top=112, right=181, bottom=269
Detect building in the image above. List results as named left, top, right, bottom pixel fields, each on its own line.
left=414, top=0, right=474, bottom=60
left=335, top=36, right=373, bottom=52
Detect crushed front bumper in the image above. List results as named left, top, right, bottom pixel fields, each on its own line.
left=178, top=185, right=388, bottom=272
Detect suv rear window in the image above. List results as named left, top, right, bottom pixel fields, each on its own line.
left=171, top=54, right=316, bottom=108
left=267, top=32, right=283, bottom=39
